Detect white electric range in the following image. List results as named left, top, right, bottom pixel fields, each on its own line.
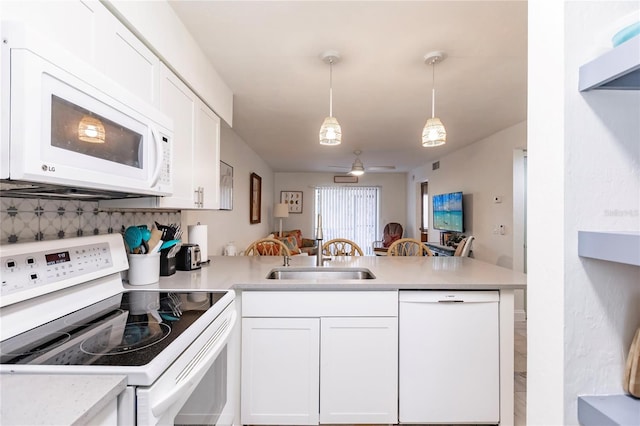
left=0, top=234, right=237, bottom=425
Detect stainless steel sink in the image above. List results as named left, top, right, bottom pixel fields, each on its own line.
left=266, top=267, right=376, bottom=280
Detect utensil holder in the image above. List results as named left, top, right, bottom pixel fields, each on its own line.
left=126, top=252, right=161, bottom=285
left=160, top=250, right=176, bottom=276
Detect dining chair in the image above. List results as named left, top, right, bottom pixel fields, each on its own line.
left=387, top=238, right=433, bottom=256
left=322, top=238, right=364, bottom=257
left=454, top=236, right=475, bottom=257
left=245, top=238, right=291, bottom=256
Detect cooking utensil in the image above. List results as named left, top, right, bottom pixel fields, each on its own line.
left=124, top=226, right=143, bottom=253
left=160, top=239, right=181, bottom=250
left=138, top=225, right=151, bottom=242
left=147, top=229, right=163, bottom=253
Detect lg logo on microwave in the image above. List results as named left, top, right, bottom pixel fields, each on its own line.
left=41, top=164, right=56, bottom=172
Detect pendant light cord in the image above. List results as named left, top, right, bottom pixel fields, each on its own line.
left=431, top=62, right=436, bottom=118
left=329, top=59, right=334, bottom=117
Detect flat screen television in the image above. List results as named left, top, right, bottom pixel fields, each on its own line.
left=432, top=191, right=464, bottom=233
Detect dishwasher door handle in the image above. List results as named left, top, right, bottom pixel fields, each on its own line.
left=438, top=299, right=464, bottom=303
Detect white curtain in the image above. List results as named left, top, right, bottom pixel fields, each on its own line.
left=314, top=186, right=379, bottom=255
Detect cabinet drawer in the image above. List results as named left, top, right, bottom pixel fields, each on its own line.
left=242, top=291, right=398, bottom=317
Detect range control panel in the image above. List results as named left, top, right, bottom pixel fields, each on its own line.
left=1, top=241, right=113, bottom=298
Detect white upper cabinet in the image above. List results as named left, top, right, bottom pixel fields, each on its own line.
left=5, top=0, right=225, bottom=209
left=155, top=63, right=220, bottom=209
left=2, top=1, right=159, bottom=105
left=2, top=0, right=99, bottom=61
left=94, top=10, right=159, bottom=104
left=156, top=65, right=198, bottom=209
left=194, top=99, right=221, bottom=209
left=100, top=64, right=221, bottom=210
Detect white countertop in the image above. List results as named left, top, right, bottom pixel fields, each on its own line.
left=0, top=374, right=126, bottom=425
left=127, top=255, right=526, bottom=292
left=3, top=256, right=524, bottom=425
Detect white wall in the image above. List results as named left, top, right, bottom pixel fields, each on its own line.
left=182, top=122, right=274, bottom=255
left=528, top=2, right=640, bottom=425
left=407, top=121, right=527, bottom=268
left=273, top=172, right=407, bottom=239
left=563, top=2, right=640, bottom=424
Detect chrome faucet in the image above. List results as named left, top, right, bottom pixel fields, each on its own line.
left=315, top=214, right=329, bottom=266
left=283, top=254, right=290, bottom=267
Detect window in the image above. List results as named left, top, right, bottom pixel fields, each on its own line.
left=314, top=186, right=379, bottom=255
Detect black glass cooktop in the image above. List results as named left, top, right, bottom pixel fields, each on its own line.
left=0, top=290, right=226, bottom=367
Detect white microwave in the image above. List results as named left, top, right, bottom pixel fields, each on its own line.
left=0, top=22, right=173, bottom=198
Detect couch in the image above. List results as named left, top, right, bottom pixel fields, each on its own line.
left=270, top=229, right=318, bottom=255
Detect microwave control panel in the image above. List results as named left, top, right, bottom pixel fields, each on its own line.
left=1, top=242, right=113, bottom=298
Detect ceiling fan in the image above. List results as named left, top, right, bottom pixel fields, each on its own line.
left=329, top=150, right=396, bottom=175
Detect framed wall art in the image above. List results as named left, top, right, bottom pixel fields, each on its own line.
left=281, top=191, right=303, bottom=214
left=220, top=161, right=233, bottom=210
left=250, top=173, right=262, bottom=224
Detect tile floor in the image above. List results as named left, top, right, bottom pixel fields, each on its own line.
left=514, top=320, right=527, bottom=425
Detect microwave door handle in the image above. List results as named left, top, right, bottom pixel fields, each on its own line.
left=150, top=309, right=237, bottom=417
left=150, top=127, right=164, bottom=188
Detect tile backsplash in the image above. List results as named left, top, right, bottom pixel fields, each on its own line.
left=0, top=197, right=180, bottom=245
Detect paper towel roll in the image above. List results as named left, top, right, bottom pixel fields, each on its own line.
left=188, top=224, right=208, bottom=260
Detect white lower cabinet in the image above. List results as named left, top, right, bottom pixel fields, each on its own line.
left=241, top=317, right=320, bottom=425
left=320, top=317, right=398, bottom=424
left=240, top=291, right=398, bottom=425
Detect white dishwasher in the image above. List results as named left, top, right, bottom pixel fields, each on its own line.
left=399, top=291, right=500, bottom=424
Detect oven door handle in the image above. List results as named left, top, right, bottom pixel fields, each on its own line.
left=151, top=309, right=237, bottom=417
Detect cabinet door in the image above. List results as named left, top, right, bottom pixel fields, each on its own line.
left=2, top=0, right=99, bottom=61
left=241, top=317, right=320, bottom=425
left=194, top=100, right=221, bottom=209
left=94, top=10, right=159, bottom=104
left=320, top=317, right=398, bottom=424
left=156, top=64, right=197, bottom=208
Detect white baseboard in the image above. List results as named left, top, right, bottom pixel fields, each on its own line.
left=514, top=309, right=527, bottom=322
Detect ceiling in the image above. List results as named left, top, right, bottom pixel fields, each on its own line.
left=169, top=1, right=528, bottom=174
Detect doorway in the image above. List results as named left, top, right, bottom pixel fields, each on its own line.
left=420, top=181, right=429, bottom=242
left=513, top=149, right=527, bottom=320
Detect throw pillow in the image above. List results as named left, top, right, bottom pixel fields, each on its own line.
left=281, top=229, right=303, bottom=248
left=276, top=235, right=301, bottom=255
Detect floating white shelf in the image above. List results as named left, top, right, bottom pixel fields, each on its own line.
left=578, top=231, right=640, bottom=266
left=579, top=36, right=640, bottom=91
left=578, top=395, right=640, bottom=426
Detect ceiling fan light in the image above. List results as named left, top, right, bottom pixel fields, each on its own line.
left=422, top=117, right=446, bottom=147
left=319, top=116, right=342, bottom=145
left=349, top=158, right=365, bottom=175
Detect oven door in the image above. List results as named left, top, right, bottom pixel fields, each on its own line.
left=135, top=300, right=237, bottom=425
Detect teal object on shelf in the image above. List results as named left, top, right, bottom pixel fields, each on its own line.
left=612, top=21, right=640, bottom=47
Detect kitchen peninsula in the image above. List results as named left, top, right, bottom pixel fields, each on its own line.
left=131, top=255, right=526, bottom=425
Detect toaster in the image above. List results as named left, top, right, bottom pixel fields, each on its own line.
left=176, top=244, right=201, bottom=271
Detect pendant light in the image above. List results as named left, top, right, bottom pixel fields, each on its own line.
left=349, top=150, right=365, bottom=176
left=319, top=50, right=342, bottom=146
left=78, top=115, right=106, bottom=144
left=421, top=51, right=447, bottom=147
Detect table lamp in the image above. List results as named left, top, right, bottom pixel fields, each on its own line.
left=274, top=203, right=289, bottom=237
